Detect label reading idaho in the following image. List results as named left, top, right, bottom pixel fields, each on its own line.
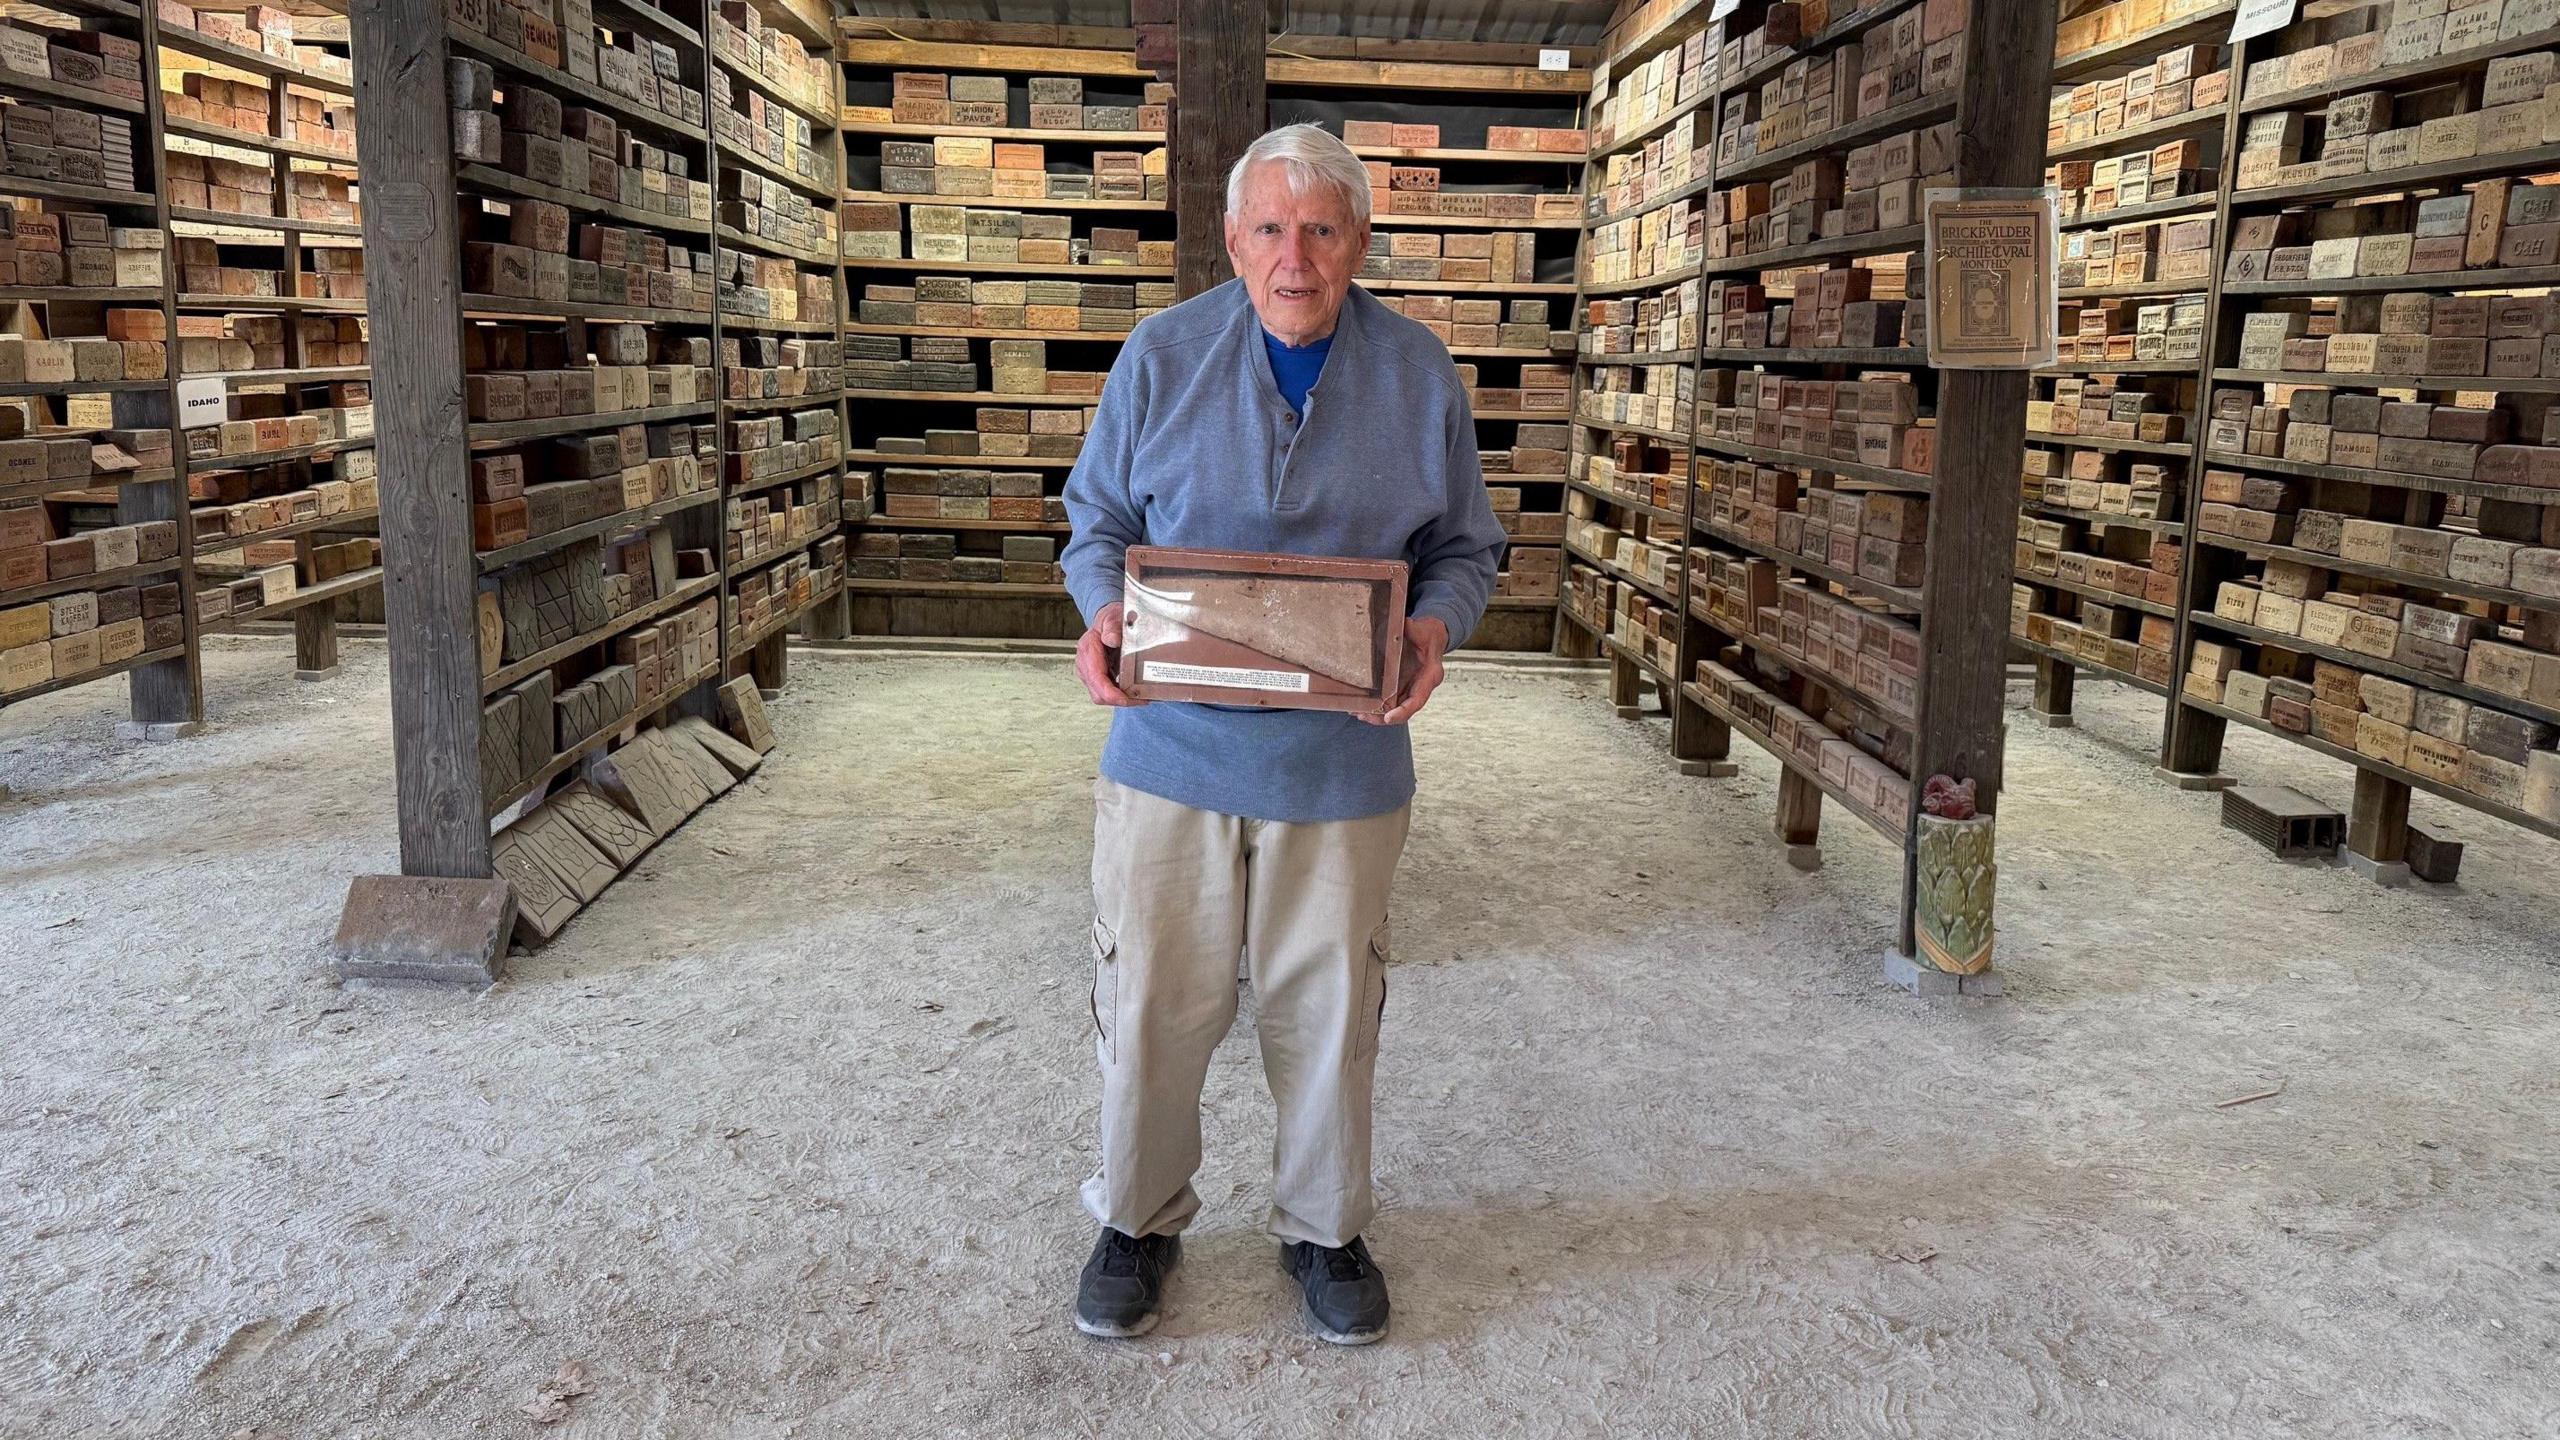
left=1143, top=661, right=1311, bottom=693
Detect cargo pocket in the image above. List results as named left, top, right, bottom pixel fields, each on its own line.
left=1356, top=920, right=1389, bottom=1063
left=1090, top=916, right=1121, bottom=1064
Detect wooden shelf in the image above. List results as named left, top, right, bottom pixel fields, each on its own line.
left=1605, top=632, right=1678, bottom=692
left=730, top=454, right=845, bottom=494
left=1693, top=434, right=1934, bottom=494
left=845, top=388, right=1094, bottom=405
left=1582, top=349, right=1697, bottom=366
left=1575, top=415, right=1693, bottom=446
left=2051, top=3, right=2237, bottom=83
left=197, top=506, right=379, bottom=554
left=194, top=365, right=372, bottom=387
left=0, top=175, right=155, bottom=210
left=1699, top=345, right=1927, bottom=367
left=198, top=565, right=383, bottom=632
left=1370, top=211, right=1580, bottom=231
left=732, top=578, right=845, bottom=651
left=842, top=578, right=1071, bottom=598
left=0, top=468, right=177, bottom=506
left=1356, top=277, right=1578, bottom=296
left=467, top=401, right=715, bottom=446
left=717, top=223, right=836, bottom=268
left=1581, top=264, right=1700, bottom=297
left=715, top=53, right=834, bottom=129
left=1585, top=170, right=1712, bottom=230
left=2036, top=358, right=2197, bottom=375
left=168, top=205, right=364, bottom=238
left=2011, top=632, right=2169, bottom=698
left=2025, top=502, right=2185, bottom=538
left=1346, top=143, right=1584, bottom=165
left=183, top=437, right=374, bottom=474
left=859, top=515, right=1070, bottom=533
left=1695, top=597, right=1915, bottom=719
left=843, top=256, right=1170, bottom=279
left=2193, top=606, right=2560, bottom=731
left=1701, top=224, right=1928, bottom=277
left=481, top=573, right=723, bottom=696
left=178, top=293, right=366, bottom=313
left=723, top=390, right=842, bottom=414
left=0, top=379, right=166, bottom=396
left=2060, top=278, right=2210, bottom=300
left=2211, top=368, right=2560, bottom=395
left=0, top=68, right=146, bottom=114
left=722, top=312, right=836, bottom=334
left=1590, top=89, right=1711, bottom=161
left=843, top=321, right=1131, bottom=342
left=448, top=25, right=707, bottom=146
left=0, top=285, right=162, bottom=305
left=459, top=163, right=711, bottom=236
left=487, top=656, right=722, bottom=817
left=839, top=189, right=1164, bottom=214
left=729, top=521, right=843, bottom=588
left=2233, top=143, right=2560, bottom=210
left=1564, top=539, right=1678, bottom=606
left=166, top=115, right=357, bottom=167
left=2061, top=191, right=2216, bottom=231
left=461, top=293, right=713, bottom=326
left=2236, top=27, right=2559, bottom=118
left=2186, top=693, right=2560, bottom=844
left=1568, top=476, right=1684, bottom=526
left=2047, top=104, right=2227, bottom=162
left=714, top=136, right=838, bottom=203
left=474, top=492, right=719, bottom=575
left=842, top=117, right=1163, bottom=144
left=2221, top=265, right=2560, bottom=297
left=158, top=23, right=356, bottom=96
left=843, top=451, right=1077, bottom=469
left=1715, top=94, right=1958, bottom=189
left=2019, top=569, right=2174, bottom=619
left=2025, top=430, right=2196, bottom=459
left=1690, top=513, right=1922, bottom=611
left=1680, top=681, right=1907, bottom=847
left=2202, top=447, right=2560, bottom=509
left=2191, top=530, right=2560, bottom=615
left=1, top=558, right=181, bottom=607
left=0, top=645, right=185, bottom=710
left=1265, top=56, right=1588, bottom=97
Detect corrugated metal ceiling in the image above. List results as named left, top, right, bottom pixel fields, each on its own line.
left=842, top=1, right=1614, bottom=46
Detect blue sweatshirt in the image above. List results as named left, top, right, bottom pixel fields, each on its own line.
left=1061, top=279, right=1509, bottom=823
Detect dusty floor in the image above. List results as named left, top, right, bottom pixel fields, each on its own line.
left=4, top=634, right=2558, bottom=1439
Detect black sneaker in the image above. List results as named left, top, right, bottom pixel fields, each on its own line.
left=1074, top=1228, right=1179, bottom=1338
left=1281, top=1237, right=1390, bottom=1345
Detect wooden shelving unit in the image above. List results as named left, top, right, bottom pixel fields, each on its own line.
left=0, top=0, right=195, bottom=730
left=332, top=0, right=834, bottom=953
left=154, top=5, right=375, bottom=685
left=1268, top=45, right=1591, bottom=649
left=2143, top=1, right=2560, bottom=876
left=2012, top=0, right=2230, bottom=737
left=834, top=24, right=1167, bottom=641
left=1559, top=0, right=2054, bottom=983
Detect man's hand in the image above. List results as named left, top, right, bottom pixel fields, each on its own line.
left=1076, top=602, right=1144, bottom=707
left=1366, top=615, right=1449, bottom=726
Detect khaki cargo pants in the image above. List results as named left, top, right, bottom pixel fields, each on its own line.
left=1080, top=777, right=1409, bottom=1249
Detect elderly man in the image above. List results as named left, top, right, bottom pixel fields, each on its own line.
left=1057, top=123, right=1506, bottom=1345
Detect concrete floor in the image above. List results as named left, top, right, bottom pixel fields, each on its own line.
left=5, top=634, right=2558, bottom=1439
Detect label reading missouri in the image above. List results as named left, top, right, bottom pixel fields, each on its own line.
left=1143, top=661, right=1312, bottom=693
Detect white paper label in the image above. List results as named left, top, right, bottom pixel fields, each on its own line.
left=2229, top=0, right=2297, bottom=43
left=1710, top=0, right=1742, bottom=21
left=177, top=376, right=225, bottom=429
left=1539, top=48, right=1570, bottom=71
left=1144, top=661, right=1311, bottom=693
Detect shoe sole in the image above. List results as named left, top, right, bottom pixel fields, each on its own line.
left=1073, top=1310, right=1161, bottom=1339
left=1310, top=1322, right=1387, bottom=1346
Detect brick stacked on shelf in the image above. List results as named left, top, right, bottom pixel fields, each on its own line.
left=1343, top=137, right=1582, bottom=223
left=158, top=4, right=351, bottom=84
left=867, top=127, right=1167, bottom=205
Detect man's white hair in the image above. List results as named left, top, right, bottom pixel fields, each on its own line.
left=1224, top=123, right=1373, bottom=224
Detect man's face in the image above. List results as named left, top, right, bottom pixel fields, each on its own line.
left=1224, top=161, right=1369, bottom=347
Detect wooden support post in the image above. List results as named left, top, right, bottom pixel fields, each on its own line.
left=1609, top=650, right=1642, bottom=717
left=1776, top=767, right=1823, bottom=871
left=122, top=0, right=201, bottom=739
left=1170, top=0, right=1262, bottom=299
left=1674, top=685, right=1737, bottom=777
left=1894, top=1, right=2058, bottom=965
left=2345, top=768, right=2413, bottom=885
left=348, top=0, right=487, bottom=880
left=295, top=603, right=341, bottom=681
left=2030, top=653, right=2075, bottom=727
left=750, top=630, right=788, bottom=699
left=800, top=588, right=852, bottom=641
